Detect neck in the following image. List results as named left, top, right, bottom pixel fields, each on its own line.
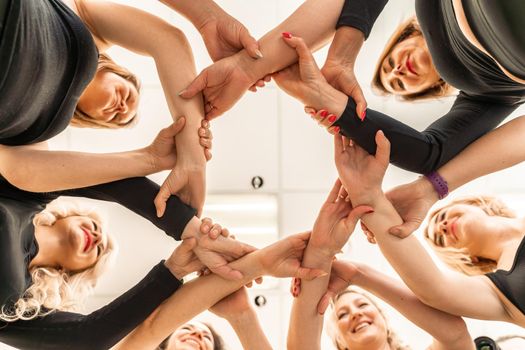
left=350, top=339, right=391, bottom=350
left=30, top=225, right=60, bottom=269
left=476, top=217, right=525, bottom=262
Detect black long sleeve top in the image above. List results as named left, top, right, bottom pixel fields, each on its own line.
left=0, top=177, right=196, bottom=350
left=335, top=0, right=525, bottom=173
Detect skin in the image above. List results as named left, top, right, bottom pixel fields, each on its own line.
left=77, top=70, right=139, bottom=126
left=167, top=322, right=214, bottom=350
left=334, top=292, right=390, bottom=350
left=30, top=215, right=108, bottom=272
left=378, top=35, right=441, bottom=96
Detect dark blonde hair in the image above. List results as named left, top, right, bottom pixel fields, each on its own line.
left=71, top=53, right=140, bottom=129
left=326, top=287, right=410, bottom=350
left=424, top=195, right=516, bottom=275
left=372, top=16, right=454, bottom=101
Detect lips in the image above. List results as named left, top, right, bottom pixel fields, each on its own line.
left=448, top=217, right=459, bottom=243
left=182, top=337, right=201, bottom=349
left=352, top=320, right=371, bottom=333
left=406, top=57, right=418, bottom=75
left=82, top=228, right=93, bottom=253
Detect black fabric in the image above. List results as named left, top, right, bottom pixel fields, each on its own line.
left=462, top=0, right=525, bottom=80
left=0, top=0, right=10, bottom=39
left=333, top=0, right=525, bottom=174
left=0, top=0, right=98, bottom=145
left=486, top=236, right=525, bottom=315
left=0, top=177, right=195, bottom=349
left=0, top=262, right=182, bottom=350
left=336, top=0, right=388, bottom=40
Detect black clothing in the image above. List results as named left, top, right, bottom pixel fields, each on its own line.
left=486, top=236, right=525, bottom=315
left=0, top=0, right=10, bottom=39
left=335, top=0, right=525, bottom=173
left=336, top=0, right=388, bottom=40
left=0, top=0, right=98, bottom=146
left=0, top=177, right=195, bottom=349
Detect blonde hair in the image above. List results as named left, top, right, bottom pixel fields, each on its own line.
left=372, top=16, right=455, bottom=101
left=0, top=200, right=118, bottom=322
left=326, top=287, right=410, bottom=350
left=71, top=53, right=140, bottom=129
left=424, top=195, right=515, bottom=276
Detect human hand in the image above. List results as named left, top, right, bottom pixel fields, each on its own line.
left=165, top=238, right=204, bottom=280
left=193, top=218, right=257, bottom=280
left=334, top=131, right=390, bottom=206
left=385, top=177, right=439, bottom=238
left=309, top=179, right=373, bottom=257
left=317, top=259, right=360, bottom=314
left=322, top=26, right=367, bottom=118
left=179, top=52, right=256, bottom=120
left=258, top=232, right=326, bottom=280
left=198, top=119, right=213, bottom=162
left=272, top=34, right=347, bottom=116
left=198, top=9, right=261, bottom=62
left=210, top=287, right=252, bottom=320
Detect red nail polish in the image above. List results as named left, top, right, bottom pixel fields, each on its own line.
left=320, top=110, right=329, bottom=118
left=328, top=114, right=337, bottom=123
left=334, top=126, right=341, bottom=134
left=282, top=32, right=292, bottom=39
left=365, top=209, right=375, bottom=214
left=360, top=110, right=367, bottom=121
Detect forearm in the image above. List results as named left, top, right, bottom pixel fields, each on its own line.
left=0, top=146, right=154, bottom=192
left=439, top=114, right=525, bottom=191
left=227, top=309, right=273, bottom=350
left=353, top=263, right=472, bottom=347
left=238, top=0, right=345, bottom=81
left=325, top=26, right=364, bottom=66
left=288, top=246, right=332, bottom=350
left=115, top=251, right=265, bottom=349
left=158, top=0, right=221, bottom=29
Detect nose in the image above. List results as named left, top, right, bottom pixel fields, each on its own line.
left=118, top=99, right=128, bottom=114
left=190, top=329, right=203, bottom=340
left=439, top=220, right=450, bottom=235
left=393, top=64, right=406, bottom=76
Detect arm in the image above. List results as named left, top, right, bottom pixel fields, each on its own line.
left=78, top=1, right=206, bottom=215
left=210, top=287, right=272, bottom=350
left=334, top=132, right=512, bottom=322
left=351, top=262, right=474, bottom=350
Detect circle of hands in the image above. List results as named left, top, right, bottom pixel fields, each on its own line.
left=151, top=14, right=438, bottom=297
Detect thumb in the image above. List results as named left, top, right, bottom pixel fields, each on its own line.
left=179, top=70, right=208, bottom=99
left=375, top=130, right=391, bottom=165
left=345, top=205, right=375, bottom=227
left=166, top=117, right=186, bottom=137
left=239, top=28, right=262, bottom=59
left=388, top=221, right=419, bottom=239
left=348, top=84, right=367, bottom=120
left=154, top=173, right=184, bottom=217
left=296, top=267, right=328, bottom=281
left=281, top=34, right=318, bottom=68
left=317, top=292, right=335, bottom=315
left=179, top=238, right=197, bottom=253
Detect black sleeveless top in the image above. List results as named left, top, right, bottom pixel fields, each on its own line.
left=486, top=236, right=525, bottom=315
left=0, top=0, right=98, bottom=145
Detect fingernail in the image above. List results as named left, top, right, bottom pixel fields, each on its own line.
left=211, top=229, right=218, bottom=236
left=202, top=225, right=209, bottom=232
left=328, top=114, right=337, bottom=123
left=255, top=49, right=264, bottom=58
left=178, top=89, right=187, bottom=96
left=282, top=32, right=292, bottom=39
left=319, top=110, right=329, bottom=118
left=365, top=209, right=374, bottom=214
left=359, top=110, right=366, bottom=121
left=292, top=286, right=298, bottom=295
left=334, top=126, right=341, bottom=134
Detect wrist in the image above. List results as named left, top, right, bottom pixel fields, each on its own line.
left=349, top=188, right=384, bottom=207
left=164, top=259, right=187, bottom=280
left=421, top=173, right=446, bottom=201
left=181, top=217, right=200, bottom=240
left=319, top=84, right=349, bottom=117
left=326, top=27, right=364, bottom=67
left=225, top=307, right=256, bottom=325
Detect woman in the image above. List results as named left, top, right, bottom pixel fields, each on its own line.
left=331, top=129, right=525, bottom=327
left=156, top=322, right=224, bottom=350
left=286, top=181, right=472, bottom=350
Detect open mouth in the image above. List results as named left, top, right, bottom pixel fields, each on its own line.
left=182, top=337, right=201, bottom=348
left=82, top=228, right=92, bottom=253
left=406, top=57, right=418, bottom=75
left=352, top=321, right=371, bottom=333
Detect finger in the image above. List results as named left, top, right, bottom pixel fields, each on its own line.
left=389, top=222, right=419, bottom=239
left=166, top=117, right=186, bottom=136
left=326, top=178, right=343, bottom=203
left=240, top=29, right=262, bottom=59
left=201, top=119, right=210, bottom=129
left=375, top=130, right=391, bottom=165
left=351, top=85, right=368, bottom=120
left=199, top=138, right=212, bottom=149
left=296, top=267, right=327, bottom=280
left=248, top=85, right=258, bottom=93
left=221, top=227, right=230, bottom=238
left=281, top=34, right=319, bottom=70
left=154, top=180, right=176, bottom=217
left=255, top=80, right=266, bottom=88
left=201, top=218, right=213, bottom=234
left=204, top=149, right=213, bottom=162
left=246, top=281, right=253, bottom=288
left=334, top=134, right=344, bottom=154
left=212, top=265, right=244, bottom=280
left=179, top=70, right=208, bottom=99
left=179, top=238, right=197, bottom=253
left=345, top=205, right=375, bottom=227
left=317, top=292, right=334, bottom=315
left=209, top=224, right=223, bottom=239
left=314, top=109, right=329, bottom=124
left=206, top=107, right=222, bottom=121
left=255, top=277, right=263, bottom=284
left=327, top=125, right=341, bottom=135
left=304, top=106, right=317, bottom=116
left=263, top=74, right=272, bottom=82
left=198, top=127, right=212, bottom=139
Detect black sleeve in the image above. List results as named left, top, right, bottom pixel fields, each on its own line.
left=337, top=0, right=389, bottom=39
left=0, top=262, right=182, bottom=350
left=333, top=93, right=518, bottom=173
left=57, top=177, right=197, bottom=241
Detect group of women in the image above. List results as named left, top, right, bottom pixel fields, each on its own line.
left=1, top=0, right=525, bottom=348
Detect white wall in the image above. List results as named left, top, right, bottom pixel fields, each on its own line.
left=3, top=0, right=525, bottom=349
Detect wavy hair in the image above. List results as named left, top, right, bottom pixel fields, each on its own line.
left=0, top=200, right=118, bottom=322
left=71, top=53, right=140, bottom=129
left=424, top=195, right=515, bottom=276
left=372, top=16, right=455, bottom=101
left=326, top=287, right=410, bottom=350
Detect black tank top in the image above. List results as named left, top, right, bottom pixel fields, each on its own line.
left=486, top=236, right=525, bottom=315
left=0, top=0, right=98, bottom=145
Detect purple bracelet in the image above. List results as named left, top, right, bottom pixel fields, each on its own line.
left=424, top=171, right=449, bottom=200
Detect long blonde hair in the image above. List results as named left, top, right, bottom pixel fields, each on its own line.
left=0, top=200, right=118, bottom=322
left=424, top=195, right=515, bottom=276
left=326, top=287, right=410, bottom=350
left=372, top=16, right=455, bottom=101
left=71, top=53, right=140, bottom=129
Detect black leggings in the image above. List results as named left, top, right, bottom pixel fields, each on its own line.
left=462, top=0, right=525, bottom=79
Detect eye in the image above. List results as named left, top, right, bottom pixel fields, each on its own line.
left=337, top=312, right=348, bottom=320
left=388, top=57, right=394, bottom=68
left=92, top=220, right=98, bottom=232
left=397, top=79, right=405, bottom=90
left=204, top=334, right=213, bottom=341
left=359, top=303, right=369, bottom=308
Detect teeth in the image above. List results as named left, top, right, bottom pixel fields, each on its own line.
left=354, top=322, right=370, bottom=332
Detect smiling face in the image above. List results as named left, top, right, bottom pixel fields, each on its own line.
left=52, top=215, right=109, bottom=272
left=378, top=34, right=441, bottom=96
left=168, top=322, right=215, bottom=350
left=77, top=69, right=139, bottom=126
left=334, top=292, right=389, bottom=348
